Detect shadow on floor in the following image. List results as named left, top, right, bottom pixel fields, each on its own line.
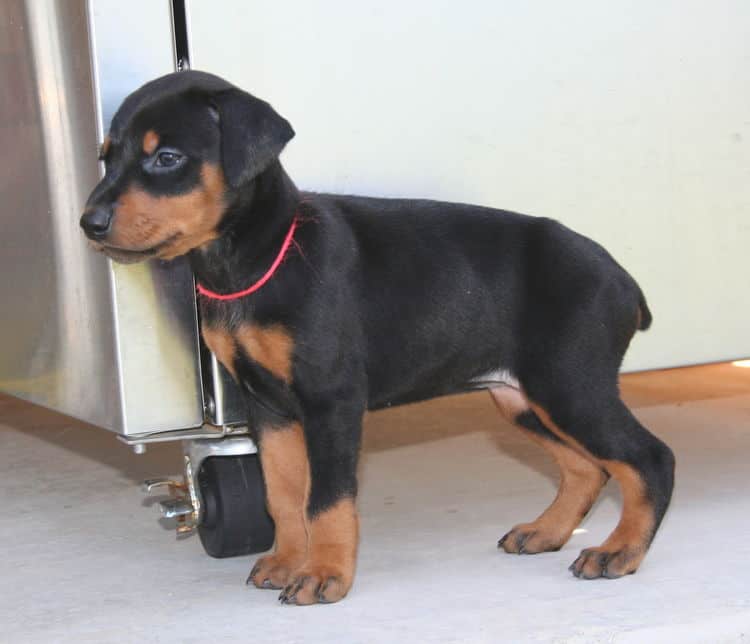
left=0, top=393, right=182, bottom=484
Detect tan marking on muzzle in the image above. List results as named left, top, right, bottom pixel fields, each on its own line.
left=111, top=163, right=226, bottom=259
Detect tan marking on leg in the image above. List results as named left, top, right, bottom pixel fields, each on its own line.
left=236, top=323, right=294, bottom=383
left=490, top=389, right=607, bottom=553
left=528, top=401, right=655, bottom=577
left=501, top=439, right=608, bottom=553
left=249, top=423, right=310, bottom=590
left=283, top=498, right=359, bottom=605
left=580, top=460, right=654, bottom=575
left=142, top=129, right=159, bottom=155
left=111, top=163, right=226, bottom=258
left=201, top=325, right=237, bottom=379
left=527, top=403, right=590, bottom=455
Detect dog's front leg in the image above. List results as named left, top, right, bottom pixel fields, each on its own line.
left=278, top=395, right=364, bottom=606
left=248, top=422, right=310, bottom=590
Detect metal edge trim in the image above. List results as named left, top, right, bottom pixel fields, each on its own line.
left=85, top=0, right=128, bottom=432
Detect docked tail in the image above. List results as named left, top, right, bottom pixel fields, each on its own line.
left=637, top=290, right=652, bottom=331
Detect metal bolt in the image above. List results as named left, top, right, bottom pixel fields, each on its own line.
left=204, top=395, right=216, bottom=418
left=159, top=498, right=195, bottom=518
left=132, top=443, right=146, bottom=455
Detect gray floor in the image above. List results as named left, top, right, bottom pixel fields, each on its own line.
left=1, top=364, right=749, bottom=643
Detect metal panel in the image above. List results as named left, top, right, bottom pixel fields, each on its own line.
left=186, top=0, right=750, bottom=371
left=88, top=0, right=205, bottom=434
left=0, top=0, right=204, bottom=435
left=0, top=0, right=122, bottom=428
left=202, top=351, right=247, bottom=427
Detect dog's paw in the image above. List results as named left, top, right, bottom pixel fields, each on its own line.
left=498, top=522, right=566, bottom=554
left=247, top=552, right=305, bottom=590
left=278, top=566, right=351, bottom=605
left=568, top=546, right=644, bottom=579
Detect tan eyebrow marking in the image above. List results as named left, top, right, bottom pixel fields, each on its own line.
left=142, top=130, right=160, bottom=155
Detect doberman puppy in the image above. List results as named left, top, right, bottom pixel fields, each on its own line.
left=81, top=70, right=675, bottom=605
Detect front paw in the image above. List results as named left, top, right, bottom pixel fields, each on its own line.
left=247, top=552, right=305, bottom=590
left=278, top=565, right=351, bottom=605
left=569, top=546, right=644, bottom=579
left=498, top=522, right=568, bottom=554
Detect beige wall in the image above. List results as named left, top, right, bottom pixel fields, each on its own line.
left=188, top=1, right=750, bottom=371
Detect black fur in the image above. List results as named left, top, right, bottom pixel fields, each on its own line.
left=82, top=71, right=674, bottom=574
left=210, top=88, right=294, bottom=188
left=515, top=410, right=563, bottom=443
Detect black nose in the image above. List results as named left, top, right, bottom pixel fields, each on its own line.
left=80, top=207, right=112, bottom=239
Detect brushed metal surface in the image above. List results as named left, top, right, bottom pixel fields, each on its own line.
left=90, top=0, right=205, bottom=433
left=0, top=0, right=204, bottom=435
left=202, top=349, right=247, bottom=427
left=0, top=0, right=122, bottom=428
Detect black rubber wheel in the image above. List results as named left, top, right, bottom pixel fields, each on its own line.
left=197, top=454, right=275, bottom=558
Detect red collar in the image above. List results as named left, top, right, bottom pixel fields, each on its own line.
left=196, top=217, right=298, bottom=301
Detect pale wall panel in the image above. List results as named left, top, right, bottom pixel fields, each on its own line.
left=188, top=1, right=750, bottom=371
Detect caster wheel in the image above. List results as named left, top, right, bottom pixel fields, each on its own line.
left=197, top=454, right=275, bottom=558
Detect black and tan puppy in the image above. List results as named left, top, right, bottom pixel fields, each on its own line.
left=81, top=71, right=675, bottom=605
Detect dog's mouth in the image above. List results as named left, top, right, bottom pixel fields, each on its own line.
left=92, top=235, right=180, bottom=264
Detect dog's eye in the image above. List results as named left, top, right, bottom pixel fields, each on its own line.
left=156, top=151, right=182, bottom=168
left=144, top=148, right=187, bottom=175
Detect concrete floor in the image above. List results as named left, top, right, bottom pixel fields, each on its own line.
left=1, top=363, right=749, bottom=643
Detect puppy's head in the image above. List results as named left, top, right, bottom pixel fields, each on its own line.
left=80, top=71, right=294, bottom=263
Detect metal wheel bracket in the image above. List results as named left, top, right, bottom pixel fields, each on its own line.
left=141, top=432, right=258, bottom=537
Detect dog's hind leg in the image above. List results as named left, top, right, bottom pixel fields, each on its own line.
left=490, top=387, right=609, bottom=554
left=520, top=372, right=675, bottom=579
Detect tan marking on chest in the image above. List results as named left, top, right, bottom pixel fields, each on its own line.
left=236, top=323, right=294, bottom=383
left=201, top=325, right=238, bottom=379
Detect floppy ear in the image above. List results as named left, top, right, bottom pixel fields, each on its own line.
left=210, top=88, right=295, bottom=188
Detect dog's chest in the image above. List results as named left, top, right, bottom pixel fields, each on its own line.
left=201, top=322, right=294, bottom=384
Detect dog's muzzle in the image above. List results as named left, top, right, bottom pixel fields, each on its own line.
left=80, top=206, right=113, bottom=240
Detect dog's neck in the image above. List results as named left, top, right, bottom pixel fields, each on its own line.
left=189, top=160, right=300, bottom=296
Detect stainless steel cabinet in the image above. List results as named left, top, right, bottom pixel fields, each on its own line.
left=0, top=0, right=204, bottom=436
